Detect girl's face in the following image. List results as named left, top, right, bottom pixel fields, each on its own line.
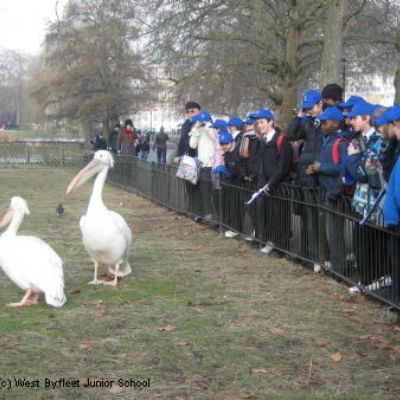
left=221, top=142, right=233, bottom=152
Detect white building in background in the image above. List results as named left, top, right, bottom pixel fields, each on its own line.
left=346, top=75, right=395, bottom=106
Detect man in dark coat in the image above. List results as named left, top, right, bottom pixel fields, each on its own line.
left=285, top=89, right=324, bottom=263
left=177, top=101, right=201, bottom=158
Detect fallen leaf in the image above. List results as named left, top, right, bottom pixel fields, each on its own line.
left=343, top=308, right=357, bottom=316
left=69, top=288, right=81, bottom=295
left=78, top=342, right=93, bottom=351
left=136, top=299, right=154, bottom=306
left=158, top=324, right=176, bottom=332
left=393, top=346, right=400, bottom=356
left=251, top=368, right=287, bottom=377
left=177, top=341, right=191, bottom=347
left=316, top=340, right=329, bottom=349
left=394, top=326, right=400, bottom=335
left=243, top=344, right=257, bottom=351
left=376, top=340, right=392, bottom=350
left=242, top=393, right=258, bottom=399
left=330, top=352, right=342, bottom=363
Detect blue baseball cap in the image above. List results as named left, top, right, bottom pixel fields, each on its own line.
left=346, top=102, right=376, bottom=118
left=373, top=105, right=400, bottom=126
left=227, top=116, right=244, bottom=128
left=252, top=108, right=274, bottom=121
left=338, top=95, right=365, bottom=109
left=244, top=116, right=255, bottom=125
left=210, top=119, right=228, bottom=129
left=301, top=89, right=322, bottom=110
left=317, top=107, right=344, bottom=122
left=219, top=130, right=233, bottom=144
left=190, top=109, right=212, bottom=123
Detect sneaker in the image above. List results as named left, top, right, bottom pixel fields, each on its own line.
left=245, top=230, right=255, bottom=242
left=345, top=252, right=355, bottom=262
left=260, top=244, right=274, bottom=254
left=324, top=261, right=332, bottom=270
left=349, top=285, right=361, bottom=294
left=203, top=214, right=213, bottom=221
left=224, top=230, right=239, bottom=238
left=313, top=263, right=321, bottom=273
left=366, top=276, right=392, bottom=291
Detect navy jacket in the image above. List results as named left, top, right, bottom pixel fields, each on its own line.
left=177, top=119, right=196, bottom=157
left=318, top=132, right=349, bottom=201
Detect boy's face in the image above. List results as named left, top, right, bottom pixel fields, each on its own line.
left=228, top=126, right=239, bottom=135
left=221, top=142, right=233, bottom=152
left=308, top=101, right=323, bottom=117
left=393, top=121, right=400, bottom=139
left=255, top=118, right=273, bottom=136
left=321, top=119, right=340, bottom=134
left=351, top=115, right=370, bottom=132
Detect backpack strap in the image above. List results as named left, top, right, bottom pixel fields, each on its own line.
left=332, top=137, right=349, bottom=164
left=276, top=133, right=285, bottom=152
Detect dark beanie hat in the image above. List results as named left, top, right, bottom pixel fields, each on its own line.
left=124, top=118, right=133, bottom=127
left=321, top=84, right=343, bottom=102
left=185, top=101, right=201, bottom=110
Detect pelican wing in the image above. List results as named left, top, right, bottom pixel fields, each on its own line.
left=0, top=236, right=66, bottom=307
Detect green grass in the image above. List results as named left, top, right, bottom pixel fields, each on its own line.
left=0, top=167, right=399, bottom=399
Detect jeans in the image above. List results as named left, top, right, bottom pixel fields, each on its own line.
left=157, top=148, right=167, bottom=164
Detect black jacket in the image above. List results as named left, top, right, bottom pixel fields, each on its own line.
left=285, top=116, right=323, bottom=187
left=257, top=130, right=294, bottom=189
left=380, top=137, right=399, bottom=183
left=238, top=131, right=260, bottom=183
left=223, top=147, right=242, bottom=184
left=177, top=119, right=196, bottom=157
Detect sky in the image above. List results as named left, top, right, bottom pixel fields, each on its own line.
left=0, top=0, right=67, bottom=55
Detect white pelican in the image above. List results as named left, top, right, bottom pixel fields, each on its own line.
left=0, top=197, right=66, bottom=307
left=66, top=150, right=132, bottom=286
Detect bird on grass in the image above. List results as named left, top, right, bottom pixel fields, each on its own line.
left=56, top=203, right=64, bottom=217
left=66, top=150, right=132, bottom=287
left=0, top=197, right=66, bottom=307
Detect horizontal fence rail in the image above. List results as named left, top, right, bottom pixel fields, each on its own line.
left=108, top=156, right=400, bottom=312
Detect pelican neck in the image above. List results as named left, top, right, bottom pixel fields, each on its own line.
left=2, top=212, right=24, bottom=237
left=87, top=166, right=109, bottom=212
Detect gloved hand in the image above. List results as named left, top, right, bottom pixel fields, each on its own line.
left=212, top=165, right=226, bottom=175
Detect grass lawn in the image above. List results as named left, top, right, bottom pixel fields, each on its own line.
left=0, top=167, right=399, bottom=400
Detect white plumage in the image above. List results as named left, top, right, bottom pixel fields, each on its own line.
left=0, top=197, right=66, bottom=307
left=66, top=150, right=132, bottom=286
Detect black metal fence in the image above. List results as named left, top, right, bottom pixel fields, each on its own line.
left=108, top=156, right=400, bottom=312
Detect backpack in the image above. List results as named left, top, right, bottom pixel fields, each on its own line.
left=276, top=133, right=300, bottom=174
left=239, top=135, right=251, bottom=159
left=331, top=136, right=356, bottom=198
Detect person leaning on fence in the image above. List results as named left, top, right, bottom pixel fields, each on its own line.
left=212, top=130, right=243, bottom=239
left=118, top=119, right=136, bottom=156
left=338, top=95, right=366, bottom=138
left=252, top=108, right=294, bottom=258
left=381, top=107, right=400, bottom=304
left=285, top=89, right=324, bottom=264
left=238, top=114, right=261, bottom=241
left=177, top=101, right=201, bottom=158
left=344, top=101, right=388, bottom=292
left=227, top=116, right=244, bottom=148
left=306, top=107, right=349, bottom=271
left=187, top=109, right=215, bottom=221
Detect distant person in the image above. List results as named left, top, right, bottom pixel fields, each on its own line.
left=153, top=126, right=169, bottom=164
left=140, top=133, right=151, bottom=161
left=108, top=123, right=120, bottom=153
left=92, top=133, right=107, bottom=151
left=118, top=119, right=136, bottom=156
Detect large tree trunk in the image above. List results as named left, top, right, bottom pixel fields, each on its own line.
left=319, top=0, right=345, bottom=89
left=394, top=24, right=400, bottom=104
left=280, top=0, right=300, bottom=125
